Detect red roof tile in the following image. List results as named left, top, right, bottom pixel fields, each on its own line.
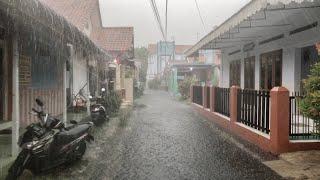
left=175, top=45, right=193, bottom=54
left=147, top=44, right=192, bottom=55
left=148, top=44, right=157, bottom=54
left=95, top=27, right=134, bottom=52
left=39, top=0, right=99, bottom=33
left=39, top=0, right=134, bottom=55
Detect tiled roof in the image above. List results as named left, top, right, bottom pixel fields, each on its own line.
left=39, top=0, right=134, bottom=55
left=39, top=0, right=98, bottom=33
left=96, top=27, right=134, bottom=52
left=148, top=44, right=157, bottom=54
left=175, top=45, right=193, bottom=54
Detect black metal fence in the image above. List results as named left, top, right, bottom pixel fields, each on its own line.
left=214, top=87, right=230, bottom=117
left=237, top=89, right=270, bottom=134
left=193, top=86, right=203, bottom=106
left=206, top=86, right=211, bottom=109
left=289, top=92, right=319, bottom=140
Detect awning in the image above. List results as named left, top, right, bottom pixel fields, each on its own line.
left=186, top=0, right=317, bottom=57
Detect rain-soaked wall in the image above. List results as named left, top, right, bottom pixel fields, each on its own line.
left=18, top=34, right=64, bottom=127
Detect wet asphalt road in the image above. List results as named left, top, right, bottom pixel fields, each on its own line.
left=35, top=90, right=281, bottom=180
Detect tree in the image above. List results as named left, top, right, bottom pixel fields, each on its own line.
left=134, top=47, right=149, bottom=83
left=300, top=62, right=320, bottom=135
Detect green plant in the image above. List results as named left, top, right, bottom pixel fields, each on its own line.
left=178, top=76, right=197, bottom=100
left=134, top=80, right=144, bottom=99
left=300, top=62, right=320, bottom=135
left=102, top=90, right=122, bottom=115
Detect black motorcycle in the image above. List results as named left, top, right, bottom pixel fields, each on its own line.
left=89, top=88, right=109, bottom=125
left=6, top=99, right=94, bottom=180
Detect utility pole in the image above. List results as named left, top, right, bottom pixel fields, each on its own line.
left=165, top=0, right=168, bottom=41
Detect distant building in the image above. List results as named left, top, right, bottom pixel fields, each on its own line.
left=147, top=42, right=192, bottom=80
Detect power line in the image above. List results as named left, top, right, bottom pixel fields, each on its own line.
left=149, top=0, right=166, bottom=40
left=194, top=0, right=207, bottom=33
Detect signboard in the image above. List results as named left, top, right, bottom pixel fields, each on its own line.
left=157, top=41, right=175, bottom=56
left=19, top=55, right=31, bottom=86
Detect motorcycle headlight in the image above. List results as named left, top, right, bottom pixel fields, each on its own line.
left=94, top=107, right=100, bottom=111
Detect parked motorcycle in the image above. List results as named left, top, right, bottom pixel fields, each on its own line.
left=89, top=88, right=109, bottom=125
left=6, top=99, right=94, bottom=180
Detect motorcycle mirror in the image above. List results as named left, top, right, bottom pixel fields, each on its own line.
left=35, top=98, right=44, bottom=107
left=101, top=88, right=106, bottom=92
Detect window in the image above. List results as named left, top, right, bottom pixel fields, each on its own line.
left=260, top=50, right=282, bottom=90
left=229, top=60, right=241, bottom=87
left=244, top=56, right=255, bottom=89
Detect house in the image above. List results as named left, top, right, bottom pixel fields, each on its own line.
left=168, top=48, right=221, bottom=95
left=147, top=42, right=193, bottom=81
left=186, top=0, right=320, bottom=93
left=0, top=0, right=110, bottom=158
left=97, top=27, right=135, bottom=104
left=39, top=0, right=111, bottom=107
left=187, top=0, right=320, bottom=154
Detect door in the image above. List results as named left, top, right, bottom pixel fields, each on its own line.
left=229, top=60, right=241, bottom=87
left=260, top=50, right=282, bottom=90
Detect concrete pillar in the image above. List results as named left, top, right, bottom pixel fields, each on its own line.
left=282, top=47, right=296, bottom=92
left=270, top=87, right=290, bottom=154
left=230, top=86, right=240, bottom=123
left=86, top=59, right=90, bottom=116
left=210, top=86, right=216, bottom=112
left=63, top=60, right=67, bottom=124
left=190, top=85, right=193, bottom=102
left=240, top=55, right=245, bottom=89
left=202, top=85, right=206, bottom=108
left=11, top=32, right=19, bottom=156
left=254, top=50, right=260, bottom=90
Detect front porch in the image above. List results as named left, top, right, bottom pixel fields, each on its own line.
left=186, top=0, right=320, bottom=93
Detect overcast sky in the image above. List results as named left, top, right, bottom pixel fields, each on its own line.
left=99, top=0, right=251, bottom=47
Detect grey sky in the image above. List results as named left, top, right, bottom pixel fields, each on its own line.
left=99, top=0, right=251, bottom=47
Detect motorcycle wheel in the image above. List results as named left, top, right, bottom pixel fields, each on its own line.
left=6, top=150, right=30, bottom=180
left=74, top=141, right=86, bottom=160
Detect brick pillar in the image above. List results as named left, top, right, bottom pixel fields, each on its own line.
left=230, top=86, right=240, bottom=123
left=202, top=85, right=206, bottom=108
left=270, top=87, right=290, bottom=154
left=210, top=86, right=216, bottom=112
left=190, top=85, right=194, bottom=103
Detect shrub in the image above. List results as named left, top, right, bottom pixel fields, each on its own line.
left=102, top=90, right=122, bottom=115
left=178, top=76, right=197, bottom=100
left=300, top=62, right=320, bottom=135
left=134, top=80, right=144, bottom=99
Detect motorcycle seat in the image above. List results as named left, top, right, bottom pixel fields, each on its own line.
left=55, top=124, right=90, bottom=144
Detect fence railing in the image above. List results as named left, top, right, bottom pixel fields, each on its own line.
left=237, top=89, right=270, bottom=134
left=214, top=87, right=230, bottom=117
left=289, top=92, right=320, bottom=140
left=193, top=86, right=203, bottom=106
left=206, top=86, right=211, bottom=109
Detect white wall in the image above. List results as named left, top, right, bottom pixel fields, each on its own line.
left=147, top=54, right=157, bottom=80
left=220, top=27, right=320, bottom=92
left=72, top=51, right=89, bottom=97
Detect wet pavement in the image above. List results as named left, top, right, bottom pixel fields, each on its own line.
left=30, top=90, right=281, bottom=179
